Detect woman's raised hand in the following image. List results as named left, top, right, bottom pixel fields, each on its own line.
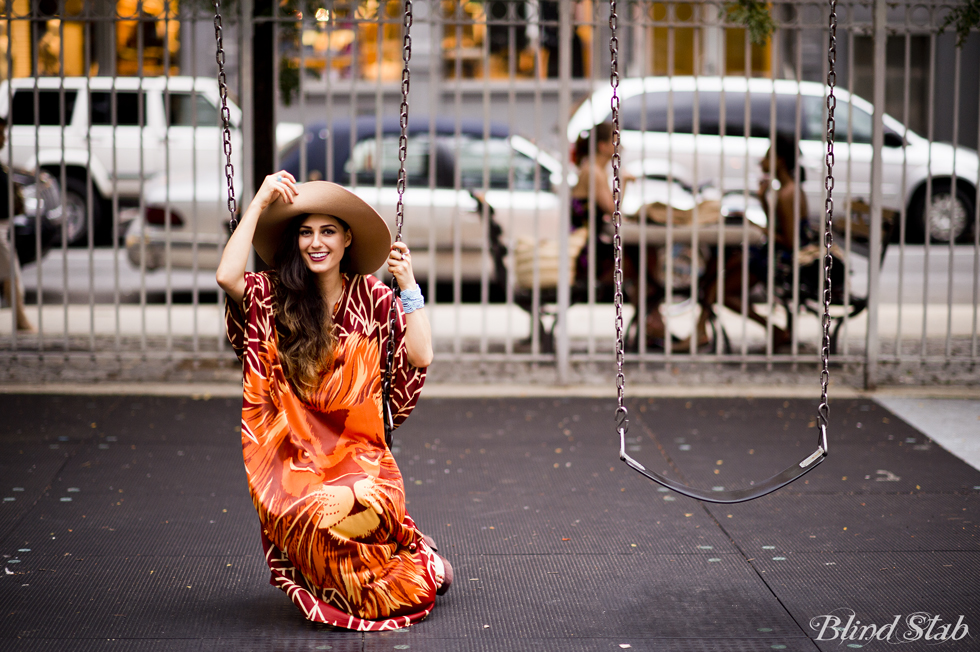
left=386, top=242, right=417, bottom=291
left=254, top=170, right=298, bottom=211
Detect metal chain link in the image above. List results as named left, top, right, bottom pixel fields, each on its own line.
left=382, top=0, right=413, bottom=448
left=819, top=0, right=837, bottom=437
left=609, top=0, right=628, bottom=438
left=213, top=0, right=238, bottom=231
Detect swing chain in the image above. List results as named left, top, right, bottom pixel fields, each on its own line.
left=213, top=0, right=238, bottom=231
left=819, top=0, right=838, bottom=432
left=382, top=0, right=413, bottom=448
left=609, top=0, right=628, bottom=436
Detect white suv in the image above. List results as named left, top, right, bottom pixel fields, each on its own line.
left=0, top=76, right=300, bottom=245
left=568, top=76, right=979, bottom=243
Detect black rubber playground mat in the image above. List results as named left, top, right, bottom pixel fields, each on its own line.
left=1, top=393, right=979, bottom=652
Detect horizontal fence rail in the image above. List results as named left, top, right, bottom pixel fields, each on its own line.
left=0, top=0, right=977, bottom=386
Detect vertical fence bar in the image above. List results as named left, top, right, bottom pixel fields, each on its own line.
left=426, top=5, right=437, bottom=352
left=503, top=1, right=516, bottom=357
left=479, top=5, right=491, bottom=359
left=84, top=3, right=95, bottom=353
left=137, top=3, right=146, bottom=353
left=894, top=24, right=911, bottom=358
left=637, top=4, right=649, bottom=363
left=4, top=3, right=13, bottom=346
left=585, top=3, right=597, bottom=359
left=164, top=1, right=173, bottom=354
left=31, top=9, right=42, bottom=350
left=636, top=5, right=663, bottom=364
left=57, top=1, right=68, bottom=353
left=765, top=26, right=778, bottom=366
left=690, top=4, right=701, bottom=357
left=945, top=47, right=960, bottom=359
left=555, top=0, right=572, bottom=382
left=974, top=58, right=980, bottom=360
left=714, top=12, right=727, bottom=358
left=189, top=6, right=200, bottom=356
left=451, top=3, right=462, bottom=359
left=739, top=27, right=750, bottom=363
left=111, top=13, right=120, bottom=353
left=920, top=27, right=935, bottom=358
left=298, top=9, right=306, bottom=184
left=840, top=24, right=854, bottom=355
left=791, top=20, right=803, bottom=362
left=866, top=0, right=886, bottom=388
left=530, top=1, right=543, bottom=360
left=664, top=4, right=675, bottom=359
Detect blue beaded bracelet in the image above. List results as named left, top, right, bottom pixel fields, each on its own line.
left=400, top=285, right=425, bottom=314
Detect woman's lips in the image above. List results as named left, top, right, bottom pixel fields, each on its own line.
left=308, top=252, right=328, bottom=262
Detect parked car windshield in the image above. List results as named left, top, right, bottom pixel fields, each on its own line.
left=167, top=92, right=219, bottom=127
left=89, top=91, right=144, bottom=126
left=336, top=131, right=550, bottom=191
left=11, top=89, right=79, bottom=125
left=618, top=89, right=872, bottom=144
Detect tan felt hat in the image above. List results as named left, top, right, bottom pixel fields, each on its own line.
left=253, top=181, right=391, bottom=274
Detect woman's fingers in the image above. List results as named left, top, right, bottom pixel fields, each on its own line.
left=387, top=243, right=417, bottom=289
left=267, top=171, right=298, bottom=204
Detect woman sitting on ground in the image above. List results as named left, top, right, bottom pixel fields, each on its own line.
left=217, top=172, right=451, bottom=629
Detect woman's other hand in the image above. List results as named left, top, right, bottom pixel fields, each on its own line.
left=387, top=242, right=417, bottom=291
left=216, top=170, right=297, bottom=304
left=254, top=171, right=299, bottom=211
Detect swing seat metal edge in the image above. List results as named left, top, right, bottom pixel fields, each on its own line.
left=618, top=424, right=828, bottom=504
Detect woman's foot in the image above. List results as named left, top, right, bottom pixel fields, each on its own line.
left=435, top=554, right=453, bottom=596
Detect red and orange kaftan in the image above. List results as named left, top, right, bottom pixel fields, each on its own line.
left=225, top=271, right=438, bottom=630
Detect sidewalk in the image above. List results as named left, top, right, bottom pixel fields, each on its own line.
left=1, top=392, right=978, bottom=651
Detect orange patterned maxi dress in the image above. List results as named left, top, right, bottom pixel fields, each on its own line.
left=225, top=271, right=439, bottom=629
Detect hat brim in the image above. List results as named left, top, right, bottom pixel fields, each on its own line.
left=253, top=181, right=391, bottom=275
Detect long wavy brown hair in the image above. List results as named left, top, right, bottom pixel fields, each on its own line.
left=272, top=213, right=350, bottom=401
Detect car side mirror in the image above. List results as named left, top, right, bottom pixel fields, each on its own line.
left=884, top=132, right=904, bottom=148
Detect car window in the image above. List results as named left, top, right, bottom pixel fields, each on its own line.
left=720, top=92, right=803, bottom=139
left=345, top=135, right=429, bottom=185
left=11, top=90, right=78, bottom=126
left=89, top=91, right=143, bottom=126
left=620, top=91, right=694, bottom=133
left=834, top=100, right=873, bottom=144
left=453, top=135, right=548, bottom=191
left=168, top=92, right=218, bottom=127
left=621, top=90, right=821, bottom=140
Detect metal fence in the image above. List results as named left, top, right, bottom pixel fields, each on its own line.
left=1, top=0, right=978, bottom=386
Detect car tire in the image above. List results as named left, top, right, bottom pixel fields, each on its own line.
left=908, top=179, right=975, bottom=244
left=54, top=176, right=102, bottom=246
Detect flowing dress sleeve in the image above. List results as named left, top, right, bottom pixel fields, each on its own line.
left=368, top=277, right=426, bottom=430
left=224, top=271, right=276, bottom=364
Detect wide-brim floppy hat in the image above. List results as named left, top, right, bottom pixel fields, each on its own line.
left=253, top=181, right=391, bottom=274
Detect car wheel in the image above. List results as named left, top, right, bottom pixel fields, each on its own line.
left=58, top=177, right=102, bottom=246
left=910, top=180, right=975, bottom=244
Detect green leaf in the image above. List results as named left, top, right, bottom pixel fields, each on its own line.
left=722, top=0, right=777, bottom=46
left=938, top=0, right=980, bottom=48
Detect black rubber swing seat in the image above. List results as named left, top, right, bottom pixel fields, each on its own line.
left=618, top=422, right=829, bottom=504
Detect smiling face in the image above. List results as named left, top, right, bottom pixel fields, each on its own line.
left=298, top=214, right=351, bottom=276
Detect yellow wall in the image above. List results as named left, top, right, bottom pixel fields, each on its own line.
left=648, top=3, right=770, bottom=77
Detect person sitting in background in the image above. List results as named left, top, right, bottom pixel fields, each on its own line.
left=697, top=133, right=809, bottom=349
left=0, top=116, right=34, bottom=332
left=571, top=123, right=668, bottom=345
